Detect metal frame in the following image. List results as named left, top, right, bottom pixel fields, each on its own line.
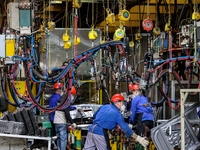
left=0, top=133, right=57, bottom=150
left=171, top=80, right=199, bottom=118
left=180, top=89, right=200, bottom=150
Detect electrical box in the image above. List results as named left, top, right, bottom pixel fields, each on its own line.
left=19, top=9, right=31, bottom=35
left=0, top=35, right=5, bottom=58
left=6, top=39, right=15, bottom=57
left=7, top=3, right=19, bottom=31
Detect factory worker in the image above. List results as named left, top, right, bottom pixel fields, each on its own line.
left=57, top=86, right=77, bottom=128
left=54, top=86, right=77, bottom=150
left=83, top=93, right=149, bottom=150
left=129, top=83, right=154, bottom=137
left=58, top=86, right=77, bottom=105
left=49, top=82, right=64, bottom=136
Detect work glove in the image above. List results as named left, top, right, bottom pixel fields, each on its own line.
left=132, top=133, right=149, bottom=148
left=128, top=124, right=133, bottom=129
left=72, top=123, right=77, bottom=129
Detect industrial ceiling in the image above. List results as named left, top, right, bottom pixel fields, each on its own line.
left=44, top=0, right=200, bottom=35
left=1, top=0, right=199, bottom=35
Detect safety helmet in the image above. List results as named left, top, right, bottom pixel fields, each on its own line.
left=53, top=82, right=63, bottom=89
left=111, top=94, right=125, bottom=103
left=132, top=84, right=140, bottom=91
left=128, top=83, right=135, bottom=91
left=71, top=86, right=77, bottom=95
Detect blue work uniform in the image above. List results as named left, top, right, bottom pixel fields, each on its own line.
left=83, top=104, right=133, bottom=150
left=91, top=104, right=133, bottom=137
left=49, top=93, right=60, bottom=122
left=130, top=94, right=154, bottom=136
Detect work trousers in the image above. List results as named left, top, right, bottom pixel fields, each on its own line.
left=83, top=132, right=107, bottom=150
left=55, top=124, right=67, bottom=150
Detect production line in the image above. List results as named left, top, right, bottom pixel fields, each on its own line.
left=0, top=0, right=200, bottom=150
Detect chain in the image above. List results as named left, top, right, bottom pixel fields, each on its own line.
left=147, top=0, right=150, bottom=17
left=168, top=0, right=171, bottom=24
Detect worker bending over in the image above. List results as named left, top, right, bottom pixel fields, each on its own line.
left=129, top=83, right=154, bottom=137
left=83, top=93, right=149, bottom=150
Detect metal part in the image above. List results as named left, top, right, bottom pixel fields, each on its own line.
left=152, top=102, right=200, bottom=150
left=180, top=89, right=200, bottom=150
left=0, top=35, right=5, bottom=58
left=70, top=104, right=101, bottom=119
left=7, top=3, right=19, bottom=31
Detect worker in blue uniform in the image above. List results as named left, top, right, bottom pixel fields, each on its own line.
left=49, top=82, right=64, bottom=124
left=83, top=93, right=149, bottom=150
left=49, top=83, right=76, bottom=150
left=129, top=83, right=154, bottom=137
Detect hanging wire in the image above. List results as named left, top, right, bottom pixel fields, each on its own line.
left=48, top=0, right=51, bottom=22
left=155, top=0, right=158, bottom=27
left=48, top=0, right=51, bottom=74
left=138, top=0, right=141, bottom=33
left=86, top=2, right=90, bottom=27
left=92, top=0, right=94, bottom=27
left=65, top=0, right=69, bottom=28
left=42, top=0, right=46, bottom=26
left=147, top=0, right=150, bottom=17
left=168, top=0, right=171, bottom=24
left=101, top=0, right=106, bottom=38
left=86, top=0, right=98, bottom=28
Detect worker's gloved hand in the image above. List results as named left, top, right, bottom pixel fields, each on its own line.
left=128, top=124, right=133, bottom=129
left=132, top=133, right=149, bottom=147
left=72, top=123, right=77, bottom=129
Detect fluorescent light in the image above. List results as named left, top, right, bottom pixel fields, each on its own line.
left=81, top=0, right=98, bottom=3
left=51, top=0, right=62, bottom=4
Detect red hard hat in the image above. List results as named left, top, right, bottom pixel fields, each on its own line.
left=53, top=82, right=63, bottom=89
left=132, top=84, right=140, bottom=91
left=128, top=83, right=134, bottom=91
left=111, top=94, right=124, bottom=103
left=71, top=86, right=77, bottom=95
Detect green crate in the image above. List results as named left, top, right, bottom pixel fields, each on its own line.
left=42, top=121, right=52, bottom=128
left=42, top=121, right=52, bottom=137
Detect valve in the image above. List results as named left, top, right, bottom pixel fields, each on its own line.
left=135, top=33, right=142, bottom=41
left=164, top=22, right=172, bottom=31
left=62, top=29, right=72, bottom=49
left=192, top=11, right=200, bottom=20
left=114, top=28, right=124, bottom=39
left=118, top=9, right=130, bottom=22
left=74, top=35, right=81, bottom=45
left=42, top=45, right=46, bottom=53
left=40, top=24, right=45, bottom=33
left=113, top=34, right=121, bottom=41
left=106, top=9, right=115, bottom=25
left=72, top=0, right=82, bottom=8
left=129, top=41, right=134, bottom=48
left=153, top=27, right=161, bottom=35
left=142, top=18, right=153, bottom=32
left=88, top=28, right=98, bottom=40
left=47, top=21, right=55, bottom=31
left=64, top=41, right=72, bottom=49
left=62, top=29, right=70, bottom=42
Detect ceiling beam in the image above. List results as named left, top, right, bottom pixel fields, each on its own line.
left=96, top=26, right=119, bottom=33
left=130, top=5, right=174, bottom=14
left=113, top=13, right=156, bottom=21
left=97, top=20, right=141, bottom=27
left=50, top=0, right=200, bottom=3
left=148, top=0, right=200, bottom=4
left=46, top=6, right=65, bottom=11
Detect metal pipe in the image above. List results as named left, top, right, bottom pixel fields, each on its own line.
left=171, top=80, right=175, bottom=117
